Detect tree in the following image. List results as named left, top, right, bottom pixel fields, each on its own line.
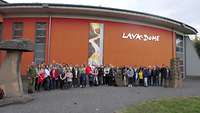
left=193, top=36, right=200, bottom=58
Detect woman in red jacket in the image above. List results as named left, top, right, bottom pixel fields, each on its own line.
left=36, top=66, right=45, bottom=91
left=86, top=65, right=94, bottom=87
left=50, top=66, right=59, bottom=89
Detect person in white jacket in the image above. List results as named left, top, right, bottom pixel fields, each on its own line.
left=44, top=65, right=50, bottom=90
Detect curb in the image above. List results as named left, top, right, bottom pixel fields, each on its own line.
left=0, top=95, right=34, bottom=107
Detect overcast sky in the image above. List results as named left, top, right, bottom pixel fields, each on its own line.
left=6, top=0, right=200, bottom=35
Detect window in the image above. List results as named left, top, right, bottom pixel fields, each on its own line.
left=35, top=22, right=46, bottom=43
left=0, top=23, right=3, bottom=41
left=176, top=34, right=185, bottom=78
left=176, top=34, right=184, bottom=53
left=12, top=22, right=23, bottom=39
left=34, top=22, right=47, bottom=64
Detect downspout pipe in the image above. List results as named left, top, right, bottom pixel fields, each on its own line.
left=48, top=16, right=52, bottom=64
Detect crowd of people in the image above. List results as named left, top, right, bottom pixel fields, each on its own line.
left=27, top=62, right=171, bottom=92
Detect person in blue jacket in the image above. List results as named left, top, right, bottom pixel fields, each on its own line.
left=143, top=67, right=150, bottom=87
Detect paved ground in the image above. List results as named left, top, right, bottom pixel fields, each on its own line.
left=0, top=79, right=200, bottom=113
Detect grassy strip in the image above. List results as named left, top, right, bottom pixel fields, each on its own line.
left=119, top=96, right=200, bottom=113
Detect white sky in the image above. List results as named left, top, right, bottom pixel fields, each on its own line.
left=5, top=0, right=200, bottom=35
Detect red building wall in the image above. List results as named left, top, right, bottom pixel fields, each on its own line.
left=50, top=18, right=175, bottom=67
left=1, top=18, right=49, bottom=75
left=104, top=21, right=174, bottom=66
left=49, top=18, right=89, bottom=64
left=0, top=17, right=175, bottom=75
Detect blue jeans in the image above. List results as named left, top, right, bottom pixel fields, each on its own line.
left=80, top=74, right=86, bottom=87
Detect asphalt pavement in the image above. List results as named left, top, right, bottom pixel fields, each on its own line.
left=0, top=79, right=200, bottom=113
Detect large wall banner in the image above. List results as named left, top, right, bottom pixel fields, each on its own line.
left=88, top=23, right=104, bottom=66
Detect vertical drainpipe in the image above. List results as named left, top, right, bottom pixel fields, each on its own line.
left=48, top=16, right=52, bottom=64
left=172, top=29, right=175, bottom=59
left=184, top=35, right=187, bottom=78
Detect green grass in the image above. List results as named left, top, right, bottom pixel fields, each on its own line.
left=119, top=97, right=200, bottom=113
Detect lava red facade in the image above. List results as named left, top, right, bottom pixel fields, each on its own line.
left=0, top=17, right=176, bottom=75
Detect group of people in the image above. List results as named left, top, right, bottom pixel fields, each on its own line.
left=27, top=62, right=171, bottom=92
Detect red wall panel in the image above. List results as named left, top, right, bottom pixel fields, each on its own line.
left=104, top=21, right=173, bottom=67
left=50, top=18, right=89, bottom=65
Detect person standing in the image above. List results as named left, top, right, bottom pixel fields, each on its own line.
left=108, top=65, right=114, bottom=86
left=147, top=66, right=152, bottom=86
left=44, top=65, right=50, bottom=90
left=155, top=66, right=160, bottom=86
left=27, top=62, right=37, bottom=93
left=112, top=66, right=118, bottom=86
left=127, top=67, right=134, bottom=87
left=165, top=66, right=171, bottom=87
left=143, top=67, right=150, bottom=87
left=93, top=66, right=99, bottom=86
left=98, top=65, right=104, bottom=86
left=86, top=65, right=93, bottom=87
left=160, top=65, right=168, bottom=87
left=66, top=69, right=73, bottom=88
left=34, top=64, right=39, bottom=91
left=36, top=66, right=45, bottom=91
left=72, top=65, right=79, bottom=88
left=79, top=65, right=86, bottom=88
left=133, top=67, right=138, bottom=86
left=57, top=64, right=64, bottom=88
left=50, top=66, right=59, bottom=89
left=152, top=66, right=157, bottom=86
left=60, top=67, right=67, bottom=89
left=104, top=65, right=110, bottom=85
left=122, top=66, right=128, bottom=87
left=138, top=68, right=144, bottom=86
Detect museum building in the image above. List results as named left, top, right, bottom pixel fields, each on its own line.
left=0, top=1, right=199, bottom=77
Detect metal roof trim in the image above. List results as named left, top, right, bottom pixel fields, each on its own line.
left=0, top=3, right=198, bottom=34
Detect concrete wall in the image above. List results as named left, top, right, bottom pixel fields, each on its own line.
left=186, top=37, right=200, bottom=76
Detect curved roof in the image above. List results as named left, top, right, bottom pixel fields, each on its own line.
left=0, top=3, right=198, bottom=34
left=0, top=0, right=8, bottom=4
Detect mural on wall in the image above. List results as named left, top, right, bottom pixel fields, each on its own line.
left=88, top=23, right=104, bottom=66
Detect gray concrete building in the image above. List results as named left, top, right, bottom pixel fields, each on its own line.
left=185, top=36, right=200, bottom=76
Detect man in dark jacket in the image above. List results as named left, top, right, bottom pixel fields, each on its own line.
left=143, top=67, right=150, bottom=87
left=155, top=66, right=160, bottom=86
left=98, top=65, right=104, bottom=86
left=147, top=66, right=152, bottom=86
left=151, top=66, right=157, bottom=86
left=108, top=66, right=115, bottom=86
left=160, top=65, right=168, bottom=87
left=72, top=65, right=79, bottom=88
left=152, top=66, right=160, bottom=86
